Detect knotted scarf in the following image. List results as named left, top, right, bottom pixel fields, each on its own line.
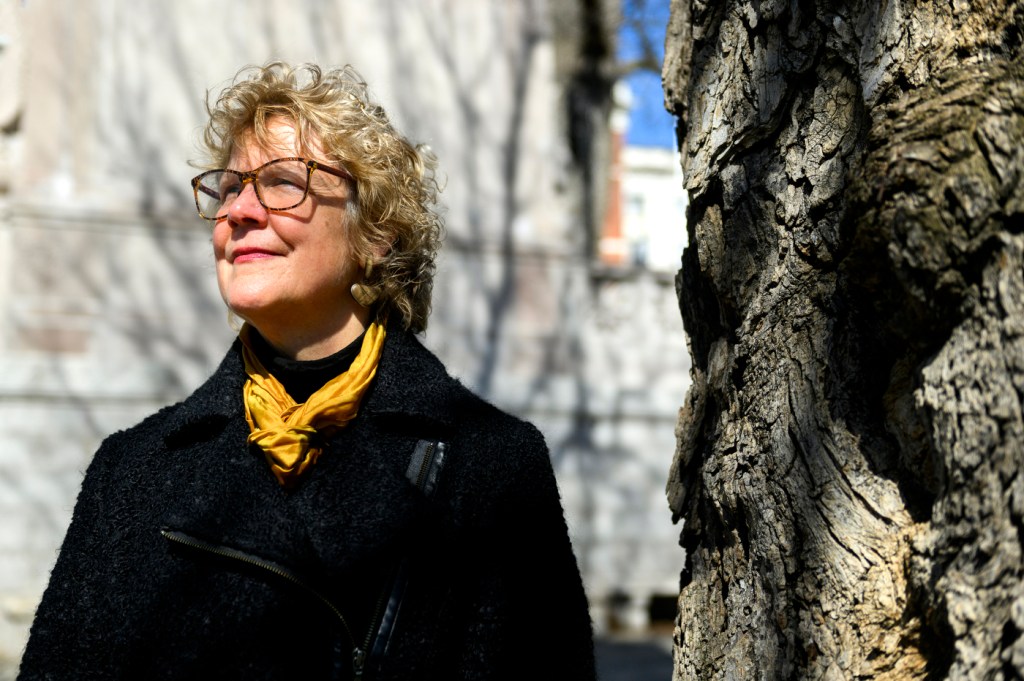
left=239, top=322, right=386, bottom=487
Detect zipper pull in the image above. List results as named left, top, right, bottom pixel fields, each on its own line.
left=353, top=646, right=366, bottom=678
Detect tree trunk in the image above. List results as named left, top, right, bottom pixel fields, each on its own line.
left=664, top=1, right=1024, bottom=678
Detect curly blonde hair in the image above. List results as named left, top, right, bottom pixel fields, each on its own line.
left=200, top=62, right=444, bottom=333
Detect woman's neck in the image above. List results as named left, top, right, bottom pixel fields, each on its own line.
left=249, top=312, right=370, bottom=360
left=248, top=327, right=367, bottom=403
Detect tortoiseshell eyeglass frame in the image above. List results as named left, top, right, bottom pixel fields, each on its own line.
left=190, top=156, right=355, bottom=221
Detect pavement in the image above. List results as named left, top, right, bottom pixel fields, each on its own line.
left=594, top=632, right=674, bottom=681
left=0, top=633, right=676, bottom=681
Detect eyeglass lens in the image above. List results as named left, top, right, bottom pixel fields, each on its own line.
left=195, top=159, right=310, bottom=219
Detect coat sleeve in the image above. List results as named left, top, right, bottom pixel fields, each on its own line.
left=18, top=433, right=129, bottom=679
left=454, top=420, right=597, bottom=681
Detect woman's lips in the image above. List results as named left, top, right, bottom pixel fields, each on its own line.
left=231, top=248, right=279, bottom=264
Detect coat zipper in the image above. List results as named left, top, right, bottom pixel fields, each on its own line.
left=358, top=440, right=445, bottom=678
left=353, top=579, right=393, bottom=678
left=414, top=441, right=437, bottom=490
left=354, top=440, right=434, bottom=675
left=161, top=440, right=447, bottom=680
left=160, top=529, right=358, bottom=658
left=161, top=529, right=399, bottom=679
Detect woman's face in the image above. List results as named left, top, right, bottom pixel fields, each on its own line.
left=213, top=118, right=365, bottom=355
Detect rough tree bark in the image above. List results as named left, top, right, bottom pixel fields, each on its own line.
left=664, top=0, right=1024, bottom=678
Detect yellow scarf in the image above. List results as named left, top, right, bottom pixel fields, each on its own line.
left=239, top=322, right=386, bottom=487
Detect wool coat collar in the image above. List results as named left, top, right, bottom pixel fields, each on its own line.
left=159, top=324, right=458, bottom=448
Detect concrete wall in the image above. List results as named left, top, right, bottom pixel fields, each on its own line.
left=0, top=0, right=688, bottom=673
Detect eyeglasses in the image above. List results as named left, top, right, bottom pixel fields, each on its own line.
left=190, top=157, right=354, bottom=221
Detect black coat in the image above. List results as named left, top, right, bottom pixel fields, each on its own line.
left=18, top=329, right=595, bottom=680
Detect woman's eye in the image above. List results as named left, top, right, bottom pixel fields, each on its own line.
left=218, top=179, right=242, bottom=200
left=265, top=174, right=305, bottom=189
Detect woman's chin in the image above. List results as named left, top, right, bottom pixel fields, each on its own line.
left=223, top=297, right=281, bottom=330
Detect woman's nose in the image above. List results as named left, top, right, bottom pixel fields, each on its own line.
left=226, top=182, right=268, bottom=225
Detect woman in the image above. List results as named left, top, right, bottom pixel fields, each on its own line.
left=19, top=63, right=595, bottom=680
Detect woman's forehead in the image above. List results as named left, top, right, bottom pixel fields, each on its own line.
left=229, top=119, right=325, bottom=165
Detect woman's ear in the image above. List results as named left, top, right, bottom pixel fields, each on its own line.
left=370, top=240, right=391, bottom=262
left=350, top=258, right=380, bottom=308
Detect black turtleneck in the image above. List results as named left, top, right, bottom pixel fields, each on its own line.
left=249, top=330, right=366, bottom=403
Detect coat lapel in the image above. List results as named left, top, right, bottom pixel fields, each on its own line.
left=359, top=326, right=461, bottom=430
left=160, top=339, right=246, bottom=448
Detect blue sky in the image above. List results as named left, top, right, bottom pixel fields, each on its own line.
left=618, top=0, right=677, bottom=149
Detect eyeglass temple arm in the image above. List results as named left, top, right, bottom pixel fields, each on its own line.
left=196, top=183, right=220, bottom=200
left=314, top=162, right=354, bottom=183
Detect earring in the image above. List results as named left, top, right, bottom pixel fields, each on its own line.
left=350, top=260, right=380, bottom=308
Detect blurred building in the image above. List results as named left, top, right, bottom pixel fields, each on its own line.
left=600, top=81, right=686, bottom=274
left=589, top=78, right=689, bottom=630
left=0, top=1, right=688, bottom=671
left=619, top=146, right=689, bottom=272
